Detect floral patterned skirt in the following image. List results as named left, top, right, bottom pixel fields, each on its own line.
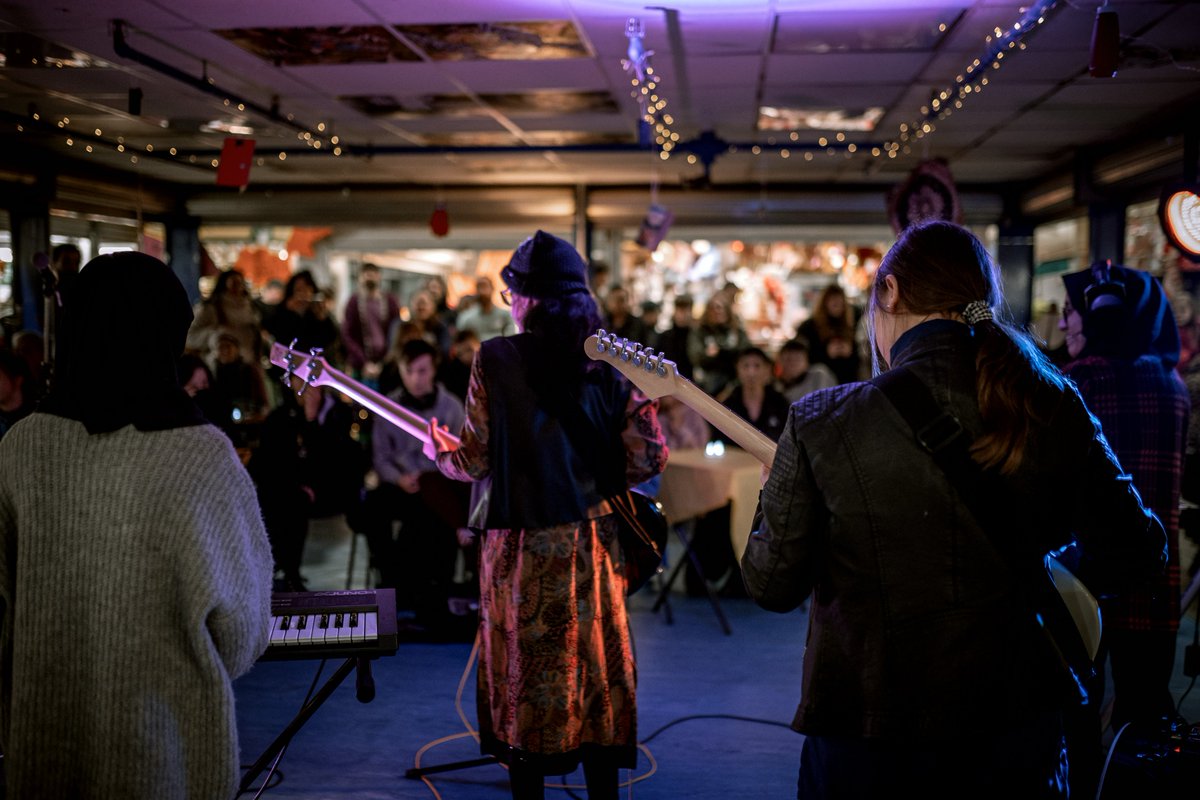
left=476, top=514, right=638, bottom=773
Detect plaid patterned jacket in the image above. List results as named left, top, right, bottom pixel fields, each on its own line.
left=1067, top=355, right=1189, bottom=631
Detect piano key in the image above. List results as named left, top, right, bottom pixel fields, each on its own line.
left=335, top=613, right=354, bottom=643
left=269, top=616, right=289, bottom=646
left=294, top=614, right=316, bottom=645
left=260, top=588, right=398, bottom=662
left=283, top=615, right=302, bottom=645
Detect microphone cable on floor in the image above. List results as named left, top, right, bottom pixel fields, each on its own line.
left=413, top=631, right=660, bottom=800
left=413, top=630, right=792, bottom=799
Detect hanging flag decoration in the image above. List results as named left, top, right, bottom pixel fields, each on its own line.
left=636, top=202, right=674, bottom=251
left=216, top=137, right=256, bottom=187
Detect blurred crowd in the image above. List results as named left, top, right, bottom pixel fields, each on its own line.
left=3, top=250, right=1198, bottom=639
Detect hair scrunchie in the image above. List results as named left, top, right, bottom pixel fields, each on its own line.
left=962, top=300, right=994, bottom=327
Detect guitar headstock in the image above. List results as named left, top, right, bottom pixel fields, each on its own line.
left=269, top=340, right=332, bottom=396
left=583, top=330, right=679, bottom=399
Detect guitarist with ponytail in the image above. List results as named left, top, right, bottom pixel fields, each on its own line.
left=741, top=221, right=1167, bottom=799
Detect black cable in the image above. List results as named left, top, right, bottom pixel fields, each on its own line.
left=1177, top=676, right=1197, bottom=711
left=639, top=713, right=793, bottom=745
left=238, top=659, right=328, bottom=798
left=1177, top=597, right=1200, bottom=718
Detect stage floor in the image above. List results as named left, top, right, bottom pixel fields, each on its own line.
left=233, top=515, right=1200, bottom=799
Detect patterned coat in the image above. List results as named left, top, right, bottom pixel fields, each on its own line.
left=436, top=352, right=667, bottom=773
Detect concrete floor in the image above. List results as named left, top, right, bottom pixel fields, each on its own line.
left=233, top=515, right=1200, bottom=799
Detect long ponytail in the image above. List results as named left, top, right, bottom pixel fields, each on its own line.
left=970, top=317, right=1066, bottom=473
left=874, top=221, right=1066, bottom=475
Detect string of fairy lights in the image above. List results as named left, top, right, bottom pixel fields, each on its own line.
left=628, top=65, right=680, bottom=162
left=654, top=0, right=1063, bottom=170
left=888, top=0, right=1062, bottom=159
left=13, top=0, right=1065, bottom=176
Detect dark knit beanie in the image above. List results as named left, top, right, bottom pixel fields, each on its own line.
left=500, top=230, right=590, bottom=299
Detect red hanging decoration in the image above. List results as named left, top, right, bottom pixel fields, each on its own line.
left=430, top=202, right=450, bottom=237
left=216, top=138, right=256, bottom=187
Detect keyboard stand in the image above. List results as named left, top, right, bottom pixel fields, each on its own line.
left=239, top=655, right=373, bottom=794
left=651, top=519, right=732, bottom=635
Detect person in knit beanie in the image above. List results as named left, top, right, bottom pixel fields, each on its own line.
left=0, top=251, right=274, bottom=799
left=426, top=230, right=668, bottom=800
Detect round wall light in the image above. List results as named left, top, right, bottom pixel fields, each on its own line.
left=1159, top=182, right=1200, bottom=262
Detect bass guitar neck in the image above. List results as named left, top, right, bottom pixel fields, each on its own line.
left=584, top=332, right=777, bottom=467
left=268, top=342, right=461, bottom=448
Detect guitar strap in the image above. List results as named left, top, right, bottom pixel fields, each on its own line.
left=545, top=365, right=666, bottom=572
left=871, top=366, right=1097, bottom=704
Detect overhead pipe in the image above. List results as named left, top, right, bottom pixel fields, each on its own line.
left=110, top=19, right=883, bottom=178
left=111, top=19, right=318, bottom=139
left=169, top=133, right=884, bottom=161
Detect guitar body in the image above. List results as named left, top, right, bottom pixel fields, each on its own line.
left=611, top=490, right=669, bottom=595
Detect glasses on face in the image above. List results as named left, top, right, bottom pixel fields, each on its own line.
left=500, top=288, right=513, bottom=307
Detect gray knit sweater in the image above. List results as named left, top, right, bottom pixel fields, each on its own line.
left=0, top=414, right=274, bottom=799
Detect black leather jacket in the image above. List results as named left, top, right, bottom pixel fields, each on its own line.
left=741, top=320, right=1166, bottom=738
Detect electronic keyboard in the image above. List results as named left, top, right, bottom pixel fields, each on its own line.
left=260, top=588, right=398, bottom=662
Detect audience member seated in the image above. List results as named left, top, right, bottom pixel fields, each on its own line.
left=657, top=394, right=709, bottom=450
left=440, top=328, right=481, bottom=403
left=178, top=353, right=232, bottom=435
left=687, top=347, right=788, bottom=599
left=10, top=330, right=44, bottom=404
left=361, top=339, right=468, bottom=632
left=719, top=347, right=790, bottom=444
left=341, top=262, right=400, bottom=386
left=657, top=294, right=695, bottom=379
left=425, top=274, right=457, bottom=330
left=775, top=337, right=837, bottom=403
left=454, top=276, right=514, bottom=341
left=263, top=270, right=340, bottom=356
left=603, top=285, right=648, bottom=343
left=641, top=300, right=663, bottom=345
left=378, top=320, right=425, bottom=397
left=688, top=293, right=750, bottom=397
left=210, top=330, right=270, bottom=426
left=409, top=288, right=452, bottom=357
left=797, top=283, right=861, bottom=384
left=248, top=383, right=359, bottom=591
left=186, top=269, right=262, bottom=364
left=0, top=349, right=33, bottom=441
left=299, top=389, right=369, bottom=520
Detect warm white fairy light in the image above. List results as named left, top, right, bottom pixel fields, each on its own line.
left=890, top=0, right=1060, bottom=157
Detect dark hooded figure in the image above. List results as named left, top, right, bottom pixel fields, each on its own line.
left=0, top=251, right=273, bottom=798
left=1059, top=261, right=1189, bottom=796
